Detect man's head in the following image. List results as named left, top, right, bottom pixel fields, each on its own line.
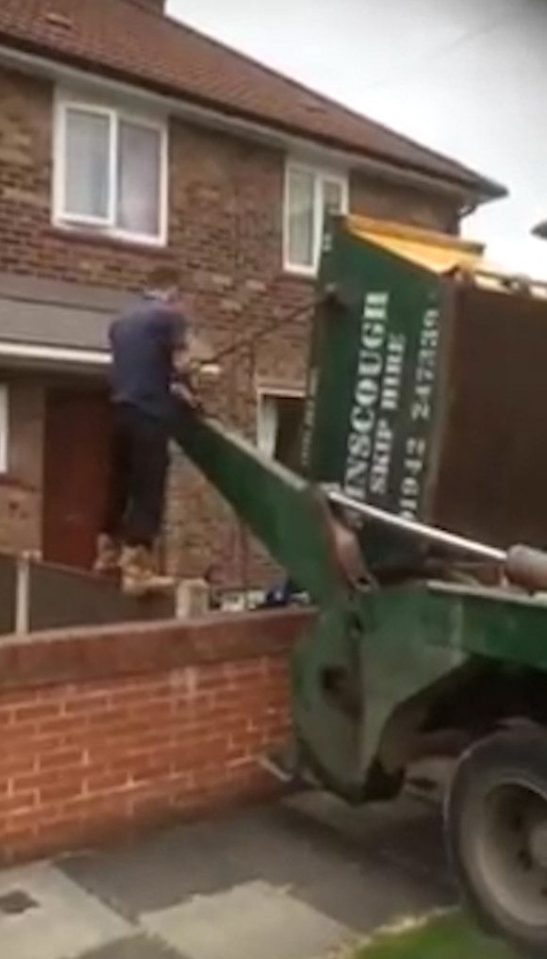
left=145, top=266, right=181, bottom=303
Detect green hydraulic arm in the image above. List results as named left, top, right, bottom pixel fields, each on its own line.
left=170, top=406, right=355, bottom=608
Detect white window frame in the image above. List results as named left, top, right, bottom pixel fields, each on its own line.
left=0, top=385, right=9, bottom=475
left=283, top=161, right=349, bottom=276
left=53, top=95, right=169, bottom=247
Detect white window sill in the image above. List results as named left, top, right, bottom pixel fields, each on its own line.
left=283, top=261, right=318, bottom=279
left=53, top=219, right=167, bottom=250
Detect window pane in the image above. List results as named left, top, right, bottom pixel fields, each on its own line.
left=322, top=178, right=344, bottom=216
left=319, top=178, right=345, bottom=255
left=64, top=109, right=110, bottom=219
left=287, top=169, right=315, bottom=267
left=117, top=121, right=161, bottom=237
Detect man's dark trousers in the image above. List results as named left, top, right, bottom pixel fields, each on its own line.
left=103, top=403, right=169, bottom=548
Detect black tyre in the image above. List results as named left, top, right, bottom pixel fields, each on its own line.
left=445, top=727, right=547, bottom=957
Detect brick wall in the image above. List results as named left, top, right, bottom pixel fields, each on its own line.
left=0, top=63, right=461, bottom=582
left=0, top=608, right=311, bottom=863
left=349, top=172, right=460, bottom=235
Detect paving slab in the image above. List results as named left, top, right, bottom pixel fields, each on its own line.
left=60, top=795, right=451, bottom=937
left=0, top=862, right=131, bottom=959
left=142, top=880, right=353, bottom=959
left=60, top=813, right=268, bottom=918
left=78, top=933, right=187, bottom=958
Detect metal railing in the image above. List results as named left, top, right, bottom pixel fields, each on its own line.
left=0, top=551, right=175, bottom=637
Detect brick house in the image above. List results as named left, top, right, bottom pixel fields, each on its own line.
left=0, top=0, right=504, bottom=587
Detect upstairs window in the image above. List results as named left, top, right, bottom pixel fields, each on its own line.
left=54, top=99, right=168, bottom=245
left=284, top=162, right=348, bottom=274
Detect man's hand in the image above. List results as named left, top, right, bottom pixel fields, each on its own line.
left=171, top=379, right=203, bottom=413
left=173, top=346, right=192, bottom=375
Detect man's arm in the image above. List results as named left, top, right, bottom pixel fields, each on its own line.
left=167, top=310, right=202, bottom=411
left=162, top=306, right=188, bottom=375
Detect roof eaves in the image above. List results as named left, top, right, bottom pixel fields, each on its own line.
left=0, top=27, right=507, bottom=202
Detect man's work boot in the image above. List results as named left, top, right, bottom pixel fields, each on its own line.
left=121, top=546, right=174, bottom=598
left=93, top=534, right=121, bottom=575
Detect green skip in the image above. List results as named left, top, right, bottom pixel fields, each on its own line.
left=354, top=911, right=519, bottom=959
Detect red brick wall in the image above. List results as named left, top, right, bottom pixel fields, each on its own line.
left=349, top=173, right=460, bottom=234
left=0, top=609, right=312, bottom=863
left=0, top=63, right=461, bottom=583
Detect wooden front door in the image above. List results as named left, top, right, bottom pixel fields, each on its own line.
left=43, top=387, right=112, bottom=569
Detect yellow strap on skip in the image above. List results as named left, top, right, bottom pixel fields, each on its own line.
left=347, top=214, right=483, bottom=274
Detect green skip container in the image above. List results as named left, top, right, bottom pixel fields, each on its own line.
left=303, top=215, right=547, bottom=573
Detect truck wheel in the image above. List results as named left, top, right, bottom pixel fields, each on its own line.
left=445, top=727, right=547, bottom=956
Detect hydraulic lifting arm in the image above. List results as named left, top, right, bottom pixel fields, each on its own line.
left=170, top=408, right=360, bottom=607
left=172, top=407, right=547, bottom=601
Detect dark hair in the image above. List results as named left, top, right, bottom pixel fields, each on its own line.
left=146, top=265, right=181, bottom=292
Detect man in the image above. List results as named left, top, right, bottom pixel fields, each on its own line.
left=94, top=266, right=198, bottom=596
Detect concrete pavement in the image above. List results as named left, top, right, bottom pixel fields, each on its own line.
left=0, top=791, right=454, bottom=959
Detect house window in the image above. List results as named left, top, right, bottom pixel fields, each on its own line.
left=284, top=163, right=348, bottom=274
left=0, top=386, right=9, bottom=474
left=257, top=389, right=305, bottom=471
left=54, top=98, right=168, bottom=245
